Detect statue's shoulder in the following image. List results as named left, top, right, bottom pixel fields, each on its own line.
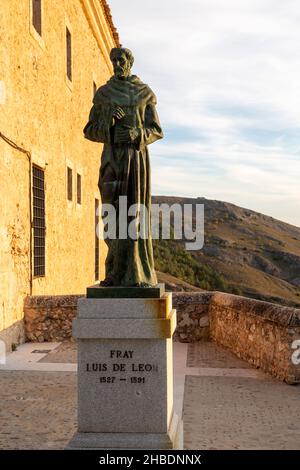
left=93, top=78, right=114, bottom=105
left=93, top=76, right=157, bottom=106
left=131, top=75, right=157, bottom=105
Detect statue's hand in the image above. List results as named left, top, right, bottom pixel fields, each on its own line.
left=114, top=126, right=139, bottom=144
left=112, top=106, right=125, bottom=121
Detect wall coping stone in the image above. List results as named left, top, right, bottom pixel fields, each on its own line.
left=24, top=295, right=84, bottom=309
left=172, top=292, right=213, bottom=306
left=211, top=292, right=300, bottom=327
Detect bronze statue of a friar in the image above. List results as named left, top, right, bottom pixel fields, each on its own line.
left=84, top=47, right=163, bottom=287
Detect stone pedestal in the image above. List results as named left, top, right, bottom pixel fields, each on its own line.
left=68, top=285, right=182, bottom=449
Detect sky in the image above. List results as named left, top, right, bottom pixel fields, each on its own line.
left=109, top=0, right=300, bottom=227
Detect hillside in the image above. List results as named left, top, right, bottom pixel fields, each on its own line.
left=156, top=271, right=203, bottom=292
left=152, top=196, right=300, bottom=307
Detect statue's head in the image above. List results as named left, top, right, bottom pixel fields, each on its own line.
left=110, top=48, right=134, bottom=80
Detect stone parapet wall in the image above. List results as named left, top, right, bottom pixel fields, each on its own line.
left=24, top=295, right=83, bottom=342
left=209, top=292, right=300, bottom=384
left=23, top=291, right=300, bottom=383
left=172, top=292, right=211, bottom=342
left=0, top=320, right=25, bottom=353
left=24, top=292, right=212, bottom=343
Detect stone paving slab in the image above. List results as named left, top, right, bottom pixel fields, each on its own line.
left=39, top=341, right=77, bottom=364
left=187, top=342, right=252, bottom=369
left=40, top=341, right=254, bottom=369
left=0, top=371, right=77, bottom=450
left=0, top=341, right=76, bottom=372
left=0, top=341, right=299, bottom=449
left=184, top=375, right=300, bottom=450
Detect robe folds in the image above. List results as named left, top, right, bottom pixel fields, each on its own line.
left=84, top=75, right=163, bottom=286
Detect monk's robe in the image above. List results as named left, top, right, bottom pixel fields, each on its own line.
left=84, top=75, right=163, bottom=287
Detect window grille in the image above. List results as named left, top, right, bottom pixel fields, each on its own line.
left=32, top=165, right=45, bottom=277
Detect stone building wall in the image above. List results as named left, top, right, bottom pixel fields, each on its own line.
left=0, top=0, right=119, bottom=349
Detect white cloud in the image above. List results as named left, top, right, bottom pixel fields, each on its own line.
left=109, top=0, right=300, bottom=226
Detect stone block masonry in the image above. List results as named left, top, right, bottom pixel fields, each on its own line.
left=24, top=295, right=83, bottom=343
left=209, top=292, right=300, bottom=384
left=173, top=292, right=211, bottom=342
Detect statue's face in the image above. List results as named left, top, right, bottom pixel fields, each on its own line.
left=111, top=52, right=131, bottom=79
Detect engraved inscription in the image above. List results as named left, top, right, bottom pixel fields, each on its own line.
left=85, top=349, right=158, bottom=385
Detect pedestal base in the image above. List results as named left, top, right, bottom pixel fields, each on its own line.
left=68, top=288, right=183, bottom=450
left=68, top=412, right=183, bottom=450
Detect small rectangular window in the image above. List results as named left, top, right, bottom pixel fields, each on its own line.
left=66, top=27, right=72, bottom=81
left=95, top=199, right=100, bottom=280
left=32, top=0, right=42, bottom=36
left=67, top=167, right=73, bottom=201
left=77, top=174, right=82, bottom=205
left=32, top=165, right=45, bottom=277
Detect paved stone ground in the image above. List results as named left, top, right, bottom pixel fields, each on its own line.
left=187, top=342, right=253, bottom=369
left=0, top=371, right=77, bottom=449
left=0, top=341, right=299, bottom=449
left=38, top=341, right=77, bottom=364
left=184, top=375, right=300, bottom=450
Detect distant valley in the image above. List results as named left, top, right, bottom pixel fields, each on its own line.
left=153, top=196, right=300, bottom=307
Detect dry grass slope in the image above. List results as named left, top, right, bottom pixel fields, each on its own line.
left=152, top=196, right=300, bottom=307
